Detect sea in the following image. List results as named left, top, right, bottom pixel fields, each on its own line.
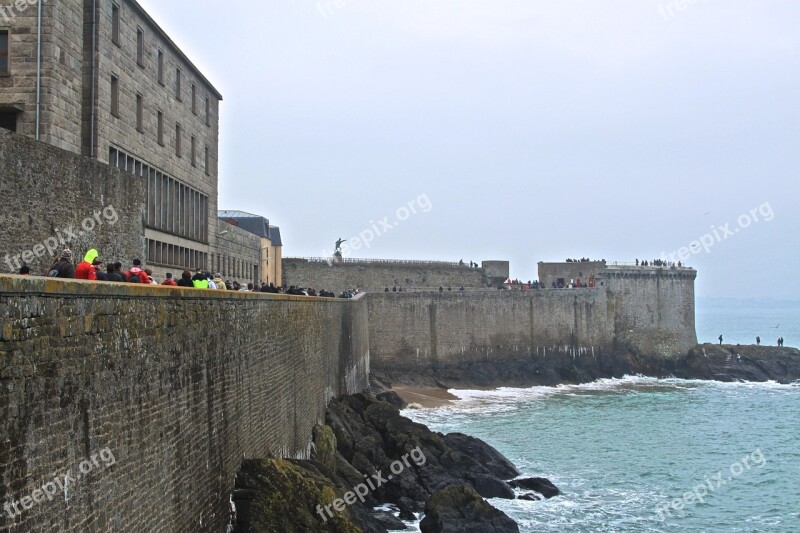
left=403, top=298, right=800, bottom=532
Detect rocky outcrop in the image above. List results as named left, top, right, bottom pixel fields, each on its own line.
left=374, top=345, right=800, bottom=389
left=673, top=344, right=800, bottom=383
left=233, top=392, right=560, bottom=532
left=419, top=484, right=520, bottom=533
left=508, top=477, right=561, bottom=499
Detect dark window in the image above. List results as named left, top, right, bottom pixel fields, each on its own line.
left=111, top=4, right=121, bottom=46
left=157, top=110, right=164, bottom=145
left=136, top=94, right=143, bottom=132
left=204, top=145, right=210, bottom=175
left=191, top=83, right=197, bottom=114
left=205, top=97, right=210, bottom=126
left=157, top=49, right=164, bottom=85
left=190, top=135, right=196, bottom=167
left=111, top=75, right=120, bottom=117
left=136, top=28, right=144, bottom=67
left=0, top=112, right=16, bottom=132
left=175, top=68, right=182, bottom=101
left=0, top=30, right=8, bottom=74
left=175, top=123, right=181, bottom=157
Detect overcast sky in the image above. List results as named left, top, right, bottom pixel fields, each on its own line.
left=138, top=0, right=799, bottom=299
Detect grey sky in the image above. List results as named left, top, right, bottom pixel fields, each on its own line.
left=139, top=0, right=799, bottom=299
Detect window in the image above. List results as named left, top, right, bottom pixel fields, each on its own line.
left=204, top=145, right=210, bottom=175
left=0, top=112, right=16, bottom=132
left=0, top=30, right=8, bottom=74
left=157, top=49, right=164, bottom=85
left=175, top=123, right=182, bottom=157
left=191, top=83, right=197, bottom=114
left=136, top=28, right=144, bottom=67
left=111, top=3, right=120, bottom=46
left=157, top=110, right=164, bottom=145
left=110, top=75, right=120, bottom=117
left=190, top=135, right=196, bottom=167
left=175, top=68, right=182, bottom=100
left=205, top=97, right=210, bottom=126
left=136, top=94, right=143, bottom=132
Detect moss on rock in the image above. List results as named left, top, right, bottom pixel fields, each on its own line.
left=233, top=458, right=361, bottom=533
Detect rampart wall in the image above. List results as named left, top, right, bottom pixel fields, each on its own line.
left=0, top=277, right=369, bottom=532
left=368, top=289, right=614, bottom=369
left=282, top=258, right=491, bottom=294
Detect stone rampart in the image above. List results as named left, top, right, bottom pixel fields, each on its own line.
left=0, top=276, right=369, bottom=532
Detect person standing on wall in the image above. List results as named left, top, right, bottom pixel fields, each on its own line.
left=47, top=249, right=75, bottom=278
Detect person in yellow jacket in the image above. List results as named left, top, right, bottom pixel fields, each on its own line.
left=191, top=268, right=209, bottom=289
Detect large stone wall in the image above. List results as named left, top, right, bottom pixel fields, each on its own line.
left=604, top=266, right=697, bottom=357
left=0, top=276, right=369, bottom=532
left=368, top=268, right=698, bottom=376
left=0, top=129, right=146, bottom=275
left=282, top=258, right=490, bottom=294
left=368, top=289, right=614, bottom=369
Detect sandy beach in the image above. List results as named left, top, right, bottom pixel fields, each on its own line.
left=392, top=386, right=461, bottom=408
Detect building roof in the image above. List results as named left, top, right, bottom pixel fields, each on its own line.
left=218, top=210, right=281, bottom=245
left=130, top=0, right=223, bottom=100
left=268, top=225, right=282, bottom=247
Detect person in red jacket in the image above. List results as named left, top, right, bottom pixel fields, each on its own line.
left=75, top=249, right=101, bottom=280
left=126, top=259, right=150, bottom=283
left=161, top=273, right=177, bottom=286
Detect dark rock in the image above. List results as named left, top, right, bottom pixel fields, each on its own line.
left=518, top=493, right=541, bottom=501
left=370, top=510, right=409, bottom=530
left=468, top=473, right=515, bottom=499
left=375, top=345, right=800, bottom=390
left=508, top=477, right=561, bottom=499
left=419, top=484, right=519, bottom=533
left=444, top=433, right=520, bottom=480
left=397, top=497, right=419, bottom=520
left=377, top=390, right=408, bottom=410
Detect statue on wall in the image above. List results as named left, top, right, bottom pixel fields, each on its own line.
left=334, top=238, right=347, bottom=261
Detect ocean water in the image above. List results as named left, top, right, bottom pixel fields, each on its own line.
left=696, top=298, right=799, bottom=348
left=406, top=377, right=800, bottom=532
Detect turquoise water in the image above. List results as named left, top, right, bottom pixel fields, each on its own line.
left=696, top=298, right=799, bottom=348
left=406, top=378, right=800, bottom=532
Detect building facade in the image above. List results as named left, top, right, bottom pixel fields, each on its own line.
left=218, top=211, right=283, bottom=286
left=0, top=0, right=273, bottom=285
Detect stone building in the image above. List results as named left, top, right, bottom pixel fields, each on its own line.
left=0, top=0, right=271, bottom=284
left=218, top=211, right=283, bottom=286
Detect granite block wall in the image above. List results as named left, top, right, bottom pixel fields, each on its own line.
left=0, top=277, right=369, bottom=532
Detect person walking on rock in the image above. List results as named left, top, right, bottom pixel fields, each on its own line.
left=718, top=335, right=723, bottom=345
left=756, top=336, right=761, bottom=346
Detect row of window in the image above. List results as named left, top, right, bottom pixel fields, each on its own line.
left=146, top=239, right=207, bottom=272
left=109, top=147, right=209, bottom=243
left=146, top=238, right=257, bottom=281
left=111, top=2, right=212, bottom=126
left=110, top=75, right=211, bottom=174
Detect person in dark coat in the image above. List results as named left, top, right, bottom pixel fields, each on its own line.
left=177, top=270, right=194, bottom=288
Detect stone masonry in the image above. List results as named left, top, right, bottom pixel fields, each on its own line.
left=0, top=276, right=370, bottom=532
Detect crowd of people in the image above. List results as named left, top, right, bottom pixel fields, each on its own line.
left=15, top=247, right=356, bottom=298
left=636, top=259, right=682, bottom=267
